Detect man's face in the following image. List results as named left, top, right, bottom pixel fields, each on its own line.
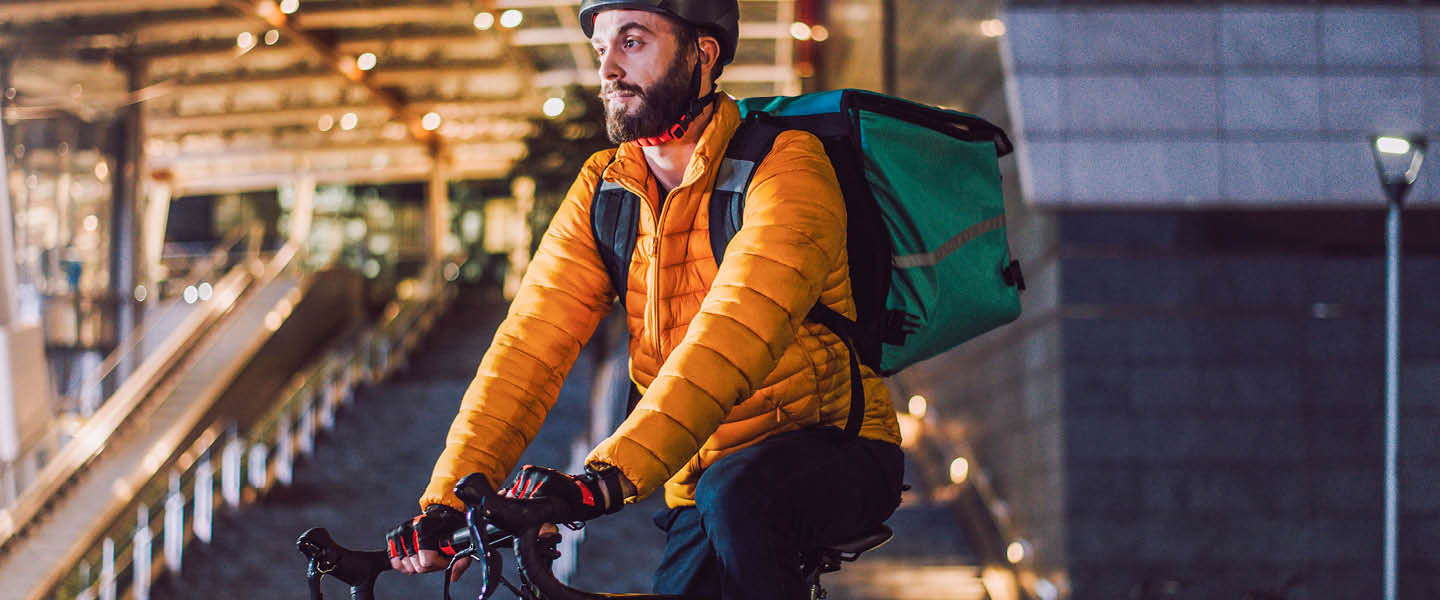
left=590, top=9, right=695, bottom=143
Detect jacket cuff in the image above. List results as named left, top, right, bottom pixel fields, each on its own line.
left=586, top=442, right=661, bottom=502
left=419, top=478, right=467, bottom=513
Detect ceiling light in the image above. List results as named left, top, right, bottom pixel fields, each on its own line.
left=810, top=25, right=830, bottom=42
left=789, top=22, right=812, bottom=41
left=317, top=114, right=334, bottom=132
left=94, top=161, right=109, bottom=181
left=473, top=12, right=495, bottom=31
left=542, top=97, right=566, bottom=118
left=340, top=112, right=358, bottom=130
left=980, top=19, right=1006, bottom=38
left=280, top=0, right=299, bottom=15
left=264, top=29, right=280, bottom=45
left=421, top=112, right=443, bottom=131
left=499, top=9, right=523, bottom=28
left=357, top=52, right=377, bottom=71
left=236, top=31, right=256, bottom=49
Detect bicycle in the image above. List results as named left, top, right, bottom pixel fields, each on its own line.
left=297, top=473, right=894, bottom=600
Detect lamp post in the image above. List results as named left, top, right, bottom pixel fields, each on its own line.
left=1369, top=134, right=1426, bottom=600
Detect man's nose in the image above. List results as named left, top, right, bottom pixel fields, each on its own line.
left=597, top=50, right=622, bottom=81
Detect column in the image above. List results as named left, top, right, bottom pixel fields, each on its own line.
left=426, top=148, right=452, bottom=291
left=287, top=173, right=315, bottom=257
left=139, top=179, right=171, bottom=295
left=108, top=59, right=144, bottom=371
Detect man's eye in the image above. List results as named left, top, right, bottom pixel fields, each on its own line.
left=623, top=39, right=639, bottom=49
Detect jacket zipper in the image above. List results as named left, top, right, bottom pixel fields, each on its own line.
left=648, top=184, right=671, bottom=358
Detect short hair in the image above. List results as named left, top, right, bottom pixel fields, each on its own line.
left=666, top=16, right=725, bottom=82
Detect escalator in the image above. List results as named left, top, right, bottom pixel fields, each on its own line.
left=0, top=244, right=376, bottom=600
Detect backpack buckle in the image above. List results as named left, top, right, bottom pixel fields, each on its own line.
left=1002, top=260, right=1026, bottom=291
left=882, top=310, right=920, bottom=346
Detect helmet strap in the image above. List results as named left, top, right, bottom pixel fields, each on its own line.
left=636, top=45, right=717, bottom=147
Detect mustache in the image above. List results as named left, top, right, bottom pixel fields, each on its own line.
left=599, top=80, right=644, bottom=98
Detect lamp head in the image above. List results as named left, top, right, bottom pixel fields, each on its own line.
left=1371, top=134, right=1427, bottom=205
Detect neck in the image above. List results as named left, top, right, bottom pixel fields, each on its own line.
left=641, top=94, right=716, bottom=193
left=642, top=102, right=714, bottom=191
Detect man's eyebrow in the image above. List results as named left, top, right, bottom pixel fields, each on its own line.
left=611, top=22, right=657, bottom=38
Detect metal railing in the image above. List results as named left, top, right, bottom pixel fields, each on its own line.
left=0, top=235, right=268, bottom=546
left=39, top=268, right=454, bottom=600
left=71, top=225, right=261, bottom=414
left=897, top=405, right=1047, bottom=600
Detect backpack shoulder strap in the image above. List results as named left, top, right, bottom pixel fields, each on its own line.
left=716, top=116, right=867, bottom=436
left=708, top=116, right=784, bottom=265
left=590, top=152, right=641, bottom=301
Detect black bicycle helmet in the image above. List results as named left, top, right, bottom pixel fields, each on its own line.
left=579, top=0, right=740, bottom=66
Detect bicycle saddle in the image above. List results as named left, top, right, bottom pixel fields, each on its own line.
left=820, top=523, right=893, bottom=559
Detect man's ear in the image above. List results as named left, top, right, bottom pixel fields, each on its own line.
left=697, top=34, right=721, bottom=85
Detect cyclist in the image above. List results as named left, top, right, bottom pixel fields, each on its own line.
left=387, top=1, right=903, bottom=598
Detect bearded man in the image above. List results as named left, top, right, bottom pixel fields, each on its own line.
left=386, top=2, right=904, bottom=598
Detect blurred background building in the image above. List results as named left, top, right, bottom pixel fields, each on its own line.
left=0, top=1, right=1435, bottom=599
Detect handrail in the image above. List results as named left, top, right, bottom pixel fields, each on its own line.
left=0, top=258, right=258, bottom=549
left=37, top=263, right=455, bottom=600
left=899, top=407, right=1042, bottom=600
left=72, top=225, right=257, bottom=412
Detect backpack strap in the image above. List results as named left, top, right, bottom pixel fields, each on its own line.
left=708, top=116, right=783, bottom=262
left=716, top=116, right=866, bottom=437
left=590, top=153, right=641, bottom=301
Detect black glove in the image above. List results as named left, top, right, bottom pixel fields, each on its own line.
left=387, top=504, right=467, bottom=560
left=506, top=463, right=628, bottom=522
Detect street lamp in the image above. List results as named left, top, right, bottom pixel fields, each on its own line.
left=1369, top=133, right=1426, bottom=600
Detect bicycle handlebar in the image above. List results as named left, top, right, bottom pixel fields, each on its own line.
left=297, top=521, right=484, bottom=600
left=299, top=474, right=692, bottom=600
left=453, top=473, right=689, bottom=600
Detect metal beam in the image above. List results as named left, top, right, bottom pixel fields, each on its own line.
left=150, top=139, right=525, bottom=168
left=0, top=0, right=221, bottom=25
left=162, top=61, right=520, bottom=95
left=289, top=4, right=474, bottom=30
left=147, top=100, right=534, bottom=136
left=170, top=158, right=515, bottom=195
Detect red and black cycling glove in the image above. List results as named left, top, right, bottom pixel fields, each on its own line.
left=506, top=463, right=627, bottom=522
left=386, top=504, right=466, bottom=560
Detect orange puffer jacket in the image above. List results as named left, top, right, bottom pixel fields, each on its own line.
left=422, top=96, right=901, bottom=511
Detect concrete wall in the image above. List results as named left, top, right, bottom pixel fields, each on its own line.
left=1005, top=4, right=1440, bottom=207
left=1056, top=210, right=1440, bottom=599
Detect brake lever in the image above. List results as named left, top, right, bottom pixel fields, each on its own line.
left=450, top=505, right=506, bottom=600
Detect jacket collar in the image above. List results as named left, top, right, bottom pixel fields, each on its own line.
left=602, top=94, right=741, bottom=197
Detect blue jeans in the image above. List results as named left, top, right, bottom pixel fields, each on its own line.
left=651, top=427, right=905, bottom=600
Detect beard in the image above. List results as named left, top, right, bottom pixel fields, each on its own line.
left=601, top=50, right=695, bottom=144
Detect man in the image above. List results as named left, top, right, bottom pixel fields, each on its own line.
left=387, top=1, right=903, bottom=597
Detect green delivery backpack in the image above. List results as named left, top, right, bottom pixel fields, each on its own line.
left=591, top=89, right=1022, bottom=430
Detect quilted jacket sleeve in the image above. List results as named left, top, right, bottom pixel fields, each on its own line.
left=586, top=131, right=846, bottom=498
left=420, top=151, right=618, bottom=511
